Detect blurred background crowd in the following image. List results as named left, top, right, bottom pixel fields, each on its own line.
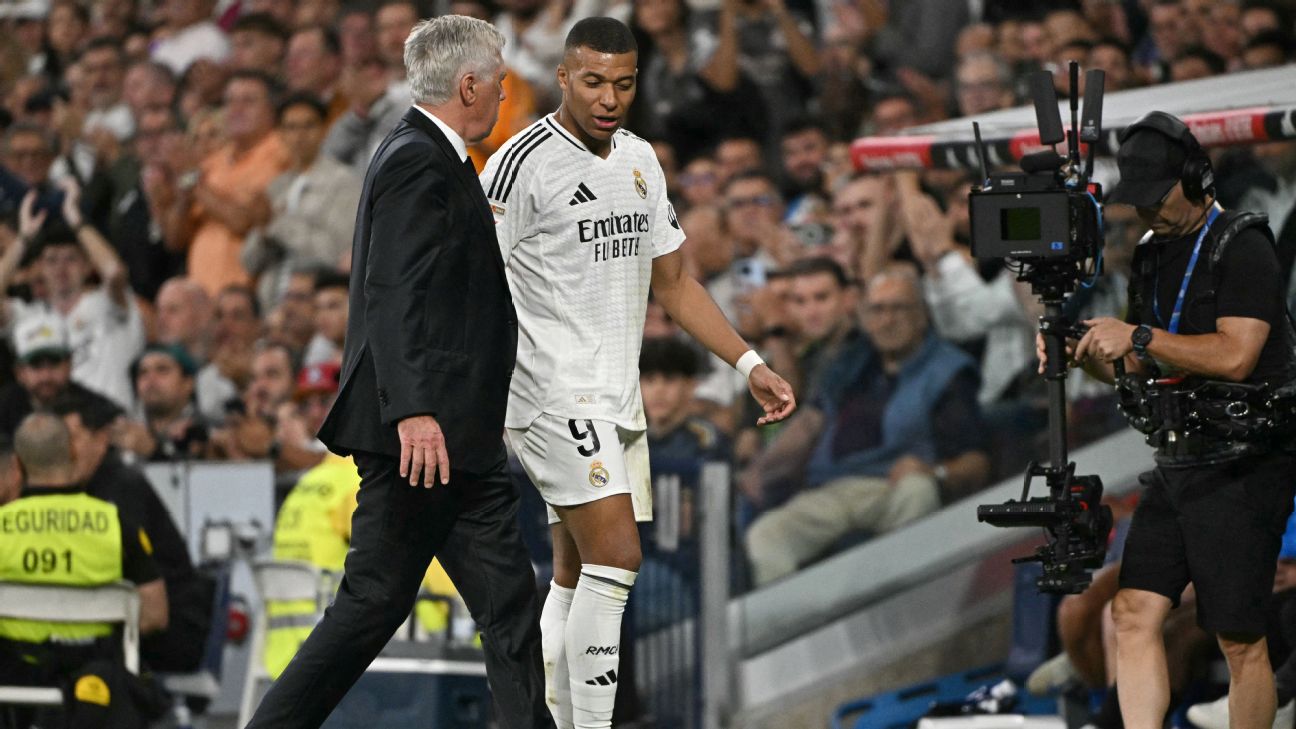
left=1, top=0, right=1295, bottom=588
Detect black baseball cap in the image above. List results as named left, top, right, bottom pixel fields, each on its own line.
left=1106, top=129, right=1188, bottom=208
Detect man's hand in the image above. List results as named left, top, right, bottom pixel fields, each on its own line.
left=1035, top=331, right=1079, bottom=374
left=398, top=414, right=450, bottom=487
left=59, top=178, right=84, bottom=230
left=888, top=454, right=933, bottom=486
left=747, top=365, right=796, bottom=425
left=1074, top=317, right=1136, bottom=364
left=18, top=191, right=46, bottom=242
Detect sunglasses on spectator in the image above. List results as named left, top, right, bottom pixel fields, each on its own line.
left=727, top=195, right=775, bottom=209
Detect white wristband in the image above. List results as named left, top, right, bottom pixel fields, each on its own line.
left=735, top=350, right=765, bottom=380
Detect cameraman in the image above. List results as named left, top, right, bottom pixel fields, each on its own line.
left=1041, top=112, right=1296, bottom=729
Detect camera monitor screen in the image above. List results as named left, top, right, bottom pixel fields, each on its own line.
left=1001, top=207, right=1042, bottom=241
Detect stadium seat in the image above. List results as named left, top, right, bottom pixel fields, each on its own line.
left=0, top=581, right=141, bottom=708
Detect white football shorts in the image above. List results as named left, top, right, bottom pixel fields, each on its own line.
left=507, top=414, right=652, bottom=525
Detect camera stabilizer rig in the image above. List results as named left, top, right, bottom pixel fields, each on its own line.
left=971, top=62, right=1114, bottom=594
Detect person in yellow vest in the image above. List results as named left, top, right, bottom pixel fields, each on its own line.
left=265, top=364, right=474, bottom=676
left=0, top=413, right=169, bottom=728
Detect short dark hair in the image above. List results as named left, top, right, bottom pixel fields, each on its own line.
left=639, top=337, right=702, bottom=378
left=232, top=12, right=290, bottom=41
left=226, top=69, right=283, bottom=106
left=49, top=390, right=125, bottom=432
left=218, top=284, right=262, bottom=318
left=1176, top=45, right=1227, bottom=75
left=723, top=168, right=778, bottom=195
left=81, top=37, right=127, bottom=63
left=31, top=220, right=83, bottom=255
left=314, top=269, right=350, bottom=294
left=782, top=256, right=850, bottom=288
left=565, top=17, right=637, bottom=55
left=1091, top=36, right=1131, bottom=60
left=780, top=116, right=829, bottom=142
left=277, top=92, right=328, bottom=122
left=294, top=25, right=342, bottom=56
left=1245, top=29, right=1295, bottom=56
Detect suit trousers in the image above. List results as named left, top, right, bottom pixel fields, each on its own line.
left=244, top=451, right=553, bottom=729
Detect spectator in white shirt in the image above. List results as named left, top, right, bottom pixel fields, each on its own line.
left=0, top=182, right=145, bottom=409
left=151, top=0, right=231, bottom=74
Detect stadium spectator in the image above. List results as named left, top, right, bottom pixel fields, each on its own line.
left=741, top=268, right=989, bottom=585
left=153, top=277, right=214, bottom=362
left=0, top=313, right=121, bottom=439
left=678, top=155, right=722, bottom=211
left=777, top=117, right=830, bottom=226
left=243, top=340, right=296, bottom=420
left=722, top=170, right=799, bottom=272
left=150, top=0, right=230, bottom=74
left=1241, top=29, right=1295, bottom=69
left=121, top=61, right=177, bottom=118
left=1089, top=37, right=1137, bottom=92
left=1, top=122, right=56, bottom=190
left=865, top=91, right=921, bottom=136
left=82, top=105, right=188, bottom=300
left=320, top=0, right=418, bottom=168
left=1169, top=45, right=1227, bottom=81
left=116, top=343, right=208, bottom=461
left=165, top=70, right=290, bottom=296
left=228, top=13, right=290, bottom=75
left=1139, top=0, right=1198, bottom=79
left=78, top=38, right=134, bottom=145
left=1241, top=2, right=1290, bottom=42
left=954, top=51, right=1014, bottom=117
left=307, top=270, right=347, bottom=367
left=830, top=173, right=907, bottom=282
left=628, top=0, right=764, bottom=162
left=242, top=93, right=359, bottom=311
left=1, top=185, right=145, bottom=409
left=273, top=265, right=324, bottom=362
left=196, top=284, right=262, bottom=423
left=714, top=135, right=764, bottom=184
left=772, top=257, right=860, bottom=398
left=283, top=26, right=348, bottom=125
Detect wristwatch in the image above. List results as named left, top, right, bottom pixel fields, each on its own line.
left=1131, top=324, right=1154, bottom=357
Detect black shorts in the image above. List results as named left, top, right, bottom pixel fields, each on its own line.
left=1119, top=452, right=1296, bottom=635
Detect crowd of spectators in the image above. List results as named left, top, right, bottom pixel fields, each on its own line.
left=1, top=0, right=1294, bottom=586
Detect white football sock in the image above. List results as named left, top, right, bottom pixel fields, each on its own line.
left=540, top=581, right=575, bottom=729
left=566, top=564, right=636, bottom=729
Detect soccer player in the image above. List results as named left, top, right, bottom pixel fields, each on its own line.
left=480, top=17, right=796, bottom=729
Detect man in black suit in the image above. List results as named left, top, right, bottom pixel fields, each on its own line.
left=245, top=15, right=553, bottom=729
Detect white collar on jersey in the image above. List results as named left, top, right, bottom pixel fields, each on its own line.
left=411, top=104, right=469, bottom=162
left=545, top=111, right=619, bottom=153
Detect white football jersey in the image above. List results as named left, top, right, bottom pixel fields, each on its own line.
left=481, top=114, right=685, bottom=430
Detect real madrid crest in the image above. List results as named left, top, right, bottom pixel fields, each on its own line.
left=633, top=169, right=647, bottom=199
left=589, top=460, right=611, bottom=488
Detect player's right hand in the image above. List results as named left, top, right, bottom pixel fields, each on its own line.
left=748, top=365, right=796, bottom=425
left=398, top=414, right=450, bottom=488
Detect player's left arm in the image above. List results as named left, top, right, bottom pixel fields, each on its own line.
left=651, top=249, right=796, bottom=424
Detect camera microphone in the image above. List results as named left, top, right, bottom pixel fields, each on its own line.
left=1019, top=151, right=1067, bottom=175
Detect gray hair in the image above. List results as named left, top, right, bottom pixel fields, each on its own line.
left=404, top=15, right=505, bottom=106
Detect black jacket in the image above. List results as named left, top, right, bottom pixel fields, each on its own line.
left=318, top=108, right=518, bottom=474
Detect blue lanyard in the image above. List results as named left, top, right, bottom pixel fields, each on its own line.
left=1154, top=206, right=1222, bottom=334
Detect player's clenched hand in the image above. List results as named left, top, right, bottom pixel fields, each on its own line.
left=398, top=414, right=450, bottom=488
left=747, top=365, right=796, bottom=425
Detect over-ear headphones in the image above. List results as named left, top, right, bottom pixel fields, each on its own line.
left=1117, top=111, right=1215, bottom=204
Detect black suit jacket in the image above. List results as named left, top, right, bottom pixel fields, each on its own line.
left=318, top=108, right=517, bottom=474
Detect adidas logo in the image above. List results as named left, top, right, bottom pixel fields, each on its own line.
left=568, top=182, right=598, bottom=206
left=585, top=669, right=618, bottom=686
